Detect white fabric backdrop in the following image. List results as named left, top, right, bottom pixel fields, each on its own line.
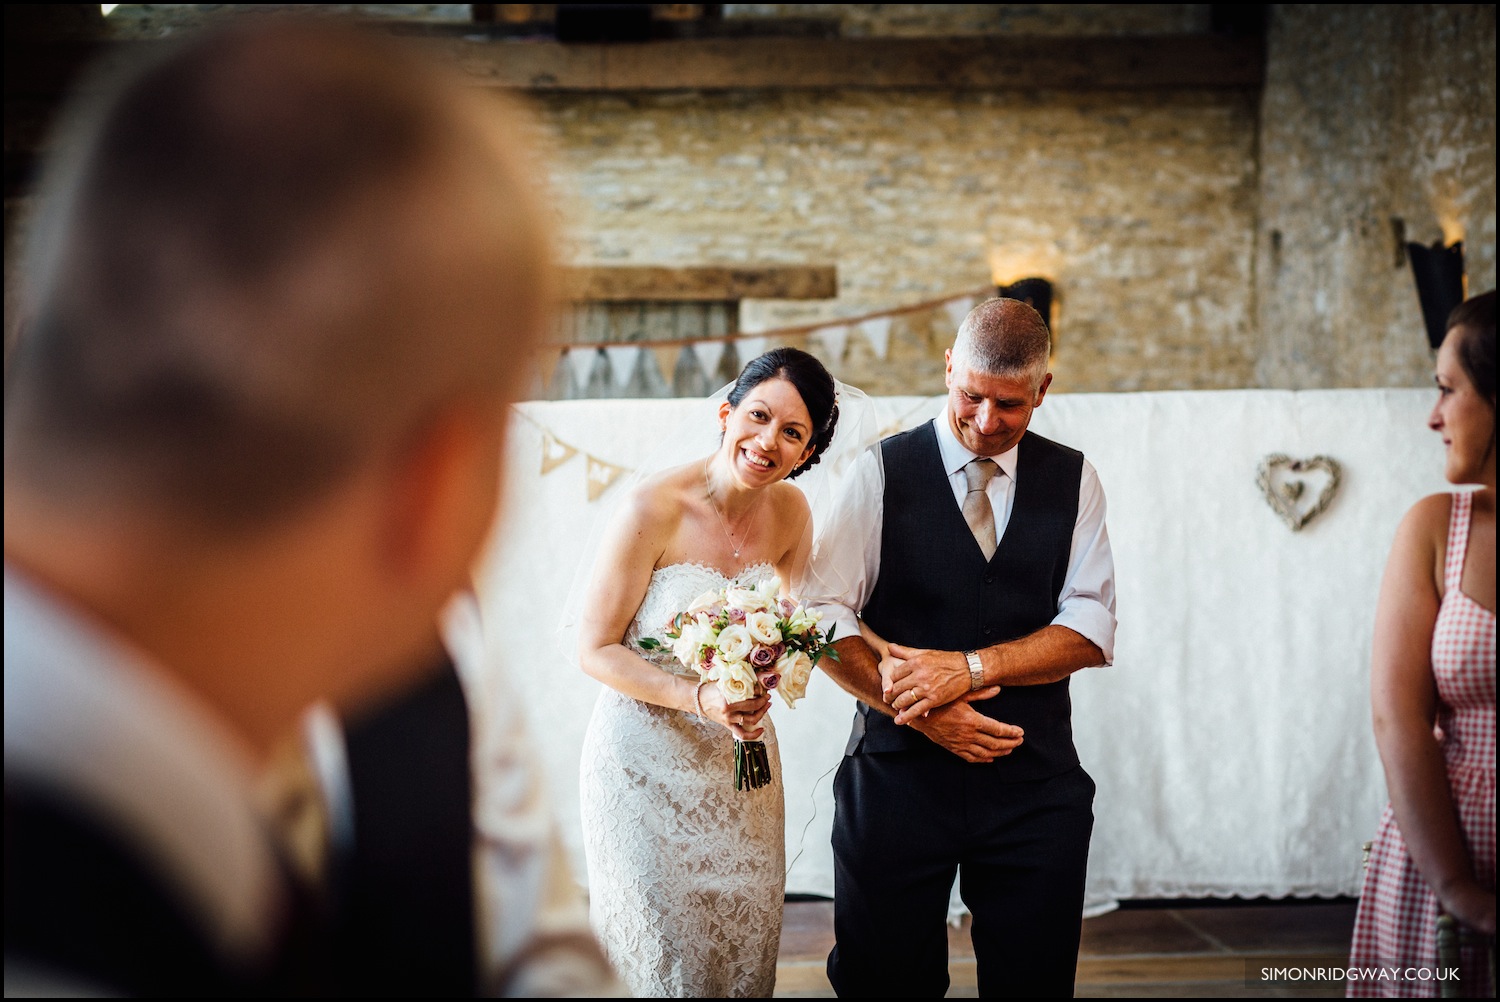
left=472, top=389, right=1448, bottom=910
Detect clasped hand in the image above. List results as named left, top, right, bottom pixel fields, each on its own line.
left=879, top=644, right=1022, bottom=764
left=883, top=643, right=977, bottom=723
left=700, top=685, right=770, bottom=741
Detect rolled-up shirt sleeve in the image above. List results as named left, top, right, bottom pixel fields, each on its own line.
left=800, top=445, right=884, bottom=644
left=1052, top=459, right=1117, bottom=665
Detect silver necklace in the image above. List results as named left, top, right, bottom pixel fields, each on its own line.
left=704, top=460, right=762, bottom=560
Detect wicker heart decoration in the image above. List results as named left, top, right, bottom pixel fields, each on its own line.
left=1257, top=454, right=1342, bottom=531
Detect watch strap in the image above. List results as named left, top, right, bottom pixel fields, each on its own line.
left=964, top=650, right=984, bottom=691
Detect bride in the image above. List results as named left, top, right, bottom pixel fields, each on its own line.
left=575, top=348, right=840, bottom=998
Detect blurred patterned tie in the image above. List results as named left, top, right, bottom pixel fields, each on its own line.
left=963, top=458, right=1000, bottom=560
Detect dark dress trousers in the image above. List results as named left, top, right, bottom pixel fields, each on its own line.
left=827, top=424, right=1096, bottom=999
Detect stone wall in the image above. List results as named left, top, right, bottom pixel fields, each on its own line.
left=5, top=6, right=1493, bottom=395
left=539, top=87, right=1261, bottom=394
left=1255, top=4, right=1496, bottom=389
left=537, top=4, right=1494, bottom=395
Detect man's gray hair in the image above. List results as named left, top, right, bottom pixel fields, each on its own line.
left=952, top=297, right=1051, bottom=383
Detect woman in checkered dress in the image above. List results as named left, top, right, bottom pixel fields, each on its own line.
left=1349, top=292, right=1496, bottom=998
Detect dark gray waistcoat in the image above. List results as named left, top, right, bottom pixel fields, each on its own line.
left=857, top=422, right=1083, bottom=781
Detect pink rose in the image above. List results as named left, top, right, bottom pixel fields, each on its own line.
left=757, top=671, right=780, bottom=691
left=749, top=644, right=779, bottom=670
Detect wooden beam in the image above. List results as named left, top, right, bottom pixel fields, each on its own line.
left=437, top=34, right=1264, bottom=91
left=7, top=34, right=1262, bottom=101
left=560, top=265, right=836, bottom=301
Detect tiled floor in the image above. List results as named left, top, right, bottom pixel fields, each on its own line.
left=775, top=898, right=1358, bottom=998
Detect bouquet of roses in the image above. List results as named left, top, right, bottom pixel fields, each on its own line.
left=638, top=575, right=838, bottom=791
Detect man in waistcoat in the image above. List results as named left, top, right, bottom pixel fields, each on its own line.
left=813, top=297, right=1117, bottom=998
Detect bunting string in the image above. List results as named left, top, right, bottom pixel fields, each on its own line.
left=520, top=281, right=990, bottom=499
left=547, top=285, right=991, bottom=354
left=513, top=393, right=949, bottom=503
left=538, top=285, right=993, bottom=398
left=511, top=407, right=631, bottom=502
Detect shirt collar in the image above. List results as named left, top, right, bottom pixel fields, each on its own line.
left=934, top=409, right=1019, bottom=482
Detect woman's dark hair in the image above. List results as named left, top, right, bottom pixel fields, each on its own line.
left=1447, top=289, right=1496, bottom=404
left=726, top=346, right=839, bottom=479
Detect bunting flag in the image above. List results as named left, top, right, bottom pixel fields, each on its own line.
left=858, top=316, right=892, bottom=360
left=537, top=345, right=564, bottom=390
left=813, top=325, right=849, bottom=365
left=543, top=347, right=568, bottom=394
left=650, top=344, right=682, bottom=385
left=691, top=341, right=727, bottom=383
left=565, top=346, right=600, bottom=393
left=516, top=408, right=636, bottom=502
left=603, top=344, right=640, bottom=391
left=539, top=431, right=578, bottom=474
left=943, top=297, right=974, bottom=331
left=585, top=454, right=628, bottom=501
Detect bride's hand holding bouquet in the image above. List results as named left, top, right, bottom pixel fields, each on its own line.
left=641, top=574, right=837, bottom=789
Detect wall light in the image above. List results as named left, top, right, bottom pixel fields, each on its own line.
left=996, top=277, right=1055, bottom=336
left=1405, top=240, right=1465, bottom=350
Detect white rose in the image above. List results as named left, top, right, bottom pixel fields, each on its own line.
left=715, top=624, right=754, bottom=663
left=668, top=634, right=690, bottom=668
left=744, top=610, right=782, bottom=646
left=775, top=649, right=815, bottom=707
left=725, top=585, right=772, bottom=615
left=686, top=589, right=723, bottom=615
left=671, top=618, right=717, bottom=668
left=709, top=657, right=757, bottom=703
left=670, top=634, right=696, bottom=668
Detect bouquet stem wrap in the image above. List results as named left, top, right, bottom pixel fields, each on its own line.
left=734, top=739, right=773, bottom=791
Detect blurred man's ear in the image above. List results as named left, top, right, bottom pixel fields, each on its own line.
left=380, top=397, right=507, bottom=599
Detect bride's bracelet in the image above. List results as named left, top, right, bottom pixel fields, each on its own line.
left=693, top=680, right=709, bottom=719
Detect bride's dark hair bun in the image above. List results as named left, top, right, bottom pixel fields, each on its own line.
left=727, top=346, right=839, bottom=480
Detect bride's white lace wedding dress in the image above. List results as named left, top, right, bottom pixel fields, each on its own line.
left=579, top=561, right=785, bottom=998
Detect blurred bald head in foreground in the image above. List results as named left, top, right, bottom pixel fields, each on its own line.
left=5, top=18, right=551, bottom=756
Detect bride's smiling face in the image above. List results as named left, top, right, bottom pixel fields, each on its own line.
left=718, top=377, right=816, bottom=487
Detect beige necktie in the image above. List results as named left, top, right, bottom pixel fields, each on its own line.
left=963, top=458, right=1000, bottom=560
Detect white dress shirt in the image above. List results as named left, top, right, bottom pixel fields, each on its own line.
left=807, top=411, right=1117, bottom=662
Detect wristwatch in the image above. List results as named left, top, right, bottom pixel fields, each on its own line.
left=963, top=650, right=984, bottom=691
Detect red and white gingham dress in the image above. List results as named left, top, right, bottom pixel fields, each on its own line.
left=1349, top=491, right=1496, bottom=998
